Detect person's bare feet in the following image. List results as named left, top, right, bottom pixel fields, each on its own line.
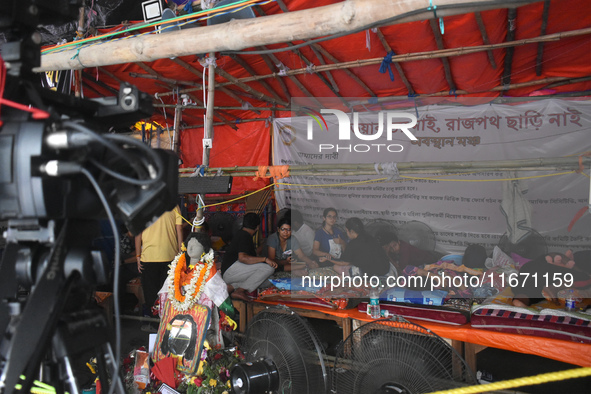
left=512, top=299, right=527, bottom=308
left=230, top=288, right=250, bottom=301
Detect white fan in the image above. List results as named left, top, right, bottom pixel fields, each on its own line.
left=399, top=221, right=436, bottom=251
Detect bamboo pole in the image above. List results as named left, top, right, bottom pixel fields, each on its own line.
left=253, top=3, right=349, bottom=106
left=181, top=117, right=269, bottom=130
left=203, top=53, right=215, bottom=167
left=375, top=28, right=414, bottom=95
left=171, top=75, right=591, bottom=125
left=37, top=0, right=540, bottom=71
left=178, top=156, right=590, bottom=177
left=171, top=58, right=251, bottom=110
left=155, top=27, right=591, bottom=97
left=173, top=105, right=181, bottom=152
left=346, top=75, right=591, bottom=106
left=227, top=53, right=286, bottom=103
left=181, top=167, right=580, bottom=177
left=154, top=103, right=279, bottom=111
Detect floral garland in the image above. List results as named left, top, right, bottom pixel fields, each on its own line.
left=168, top=249, right=215, bottom=311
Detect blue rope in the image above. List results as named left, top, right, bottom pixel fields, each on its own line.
left=70, top=48, right=81, bottom=60
left=408, top=93, right=420, bottom=119
left=428, top=0, right=445, bottom=35
left=379, top=50, right=396, bottom=81
left=368, top=97, right=378, bottom=105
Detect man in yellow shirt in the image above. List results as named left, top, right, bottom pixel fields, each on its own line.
left=135, top=205, right=183, bottom=318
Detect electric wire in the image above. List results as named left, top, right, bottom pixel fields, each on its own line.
left=41, top=0, right=276, bottom=55
left=88, top=158, right=157, bottom=186
left=63, top=121, right=146, bottom=179
left=103, top=133, right=165, bottom=182
left=175, top=168, right=580, bottom=226
left=80, top=168, right=122, bottom=394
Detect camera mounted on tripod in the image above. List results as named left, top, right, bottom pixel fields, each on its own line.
left=0, top=1, right=178, bottom=393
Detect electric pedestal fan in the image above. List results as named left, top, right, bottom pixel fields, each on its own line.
left=208, top=212, right=237, bottom=242
left=399, top=221, right=437, bottom=252
left=366, top=219, right=397, bottom=239
left=332, top=318, right=477, bottom=394
left=231, top=306, right=329, bottom=394
left=498, top=229, right=547, bottom=260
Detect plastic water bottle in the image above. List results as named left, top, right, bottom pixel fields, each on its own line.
left=565, top=289, right=576, bottom=311
left=367, top=286, right=381, bottom=319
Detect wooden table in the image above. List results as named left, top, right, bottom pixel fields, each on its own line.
left=250, top=300, right=352, bottom=342
left=238, top=299, right=591, bottom=371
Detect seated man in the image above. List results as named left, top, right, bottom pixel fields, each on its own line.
left=327, top=218, right=389, bottom=277
left=376, top=231, right=438, bottom=272
left=221, top=213, right=278, bottom=301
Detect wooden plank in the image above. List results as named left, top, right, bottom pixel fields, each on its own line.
left=474, top=12, right=497, bottom=69
left=536, top=0, right=551, bottom=76
left=502, top=8, right=517, bottom=90
left=429, top=18, right=457, bottom=92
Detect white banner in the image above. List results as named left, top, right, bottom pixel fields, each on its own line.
left=272, top=98, right=591, bottom=254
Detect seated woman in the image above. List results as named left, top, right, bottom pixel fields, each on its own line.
left=267, top=217, right=322, bottom=275
left=512, top=252, right=591, bottom=307
left=312, top=207, right=347, bottom=265
left=330, top=218, right=390, bottom=277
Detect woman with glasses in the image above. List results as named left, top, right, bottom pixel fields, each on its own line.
left=267, top=216, right=320, bottom=273
left=313, top=207, right=347, bottom=264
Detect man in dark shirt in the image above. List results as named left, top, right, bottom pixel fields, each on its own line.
left=222, top=213, right=277, bottom=301
left=376, top=231, right=437, bottom=272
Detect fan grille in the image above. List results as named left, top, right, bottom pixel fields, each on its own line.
left=399, top=221, right=436, bottom=252
left=332, top=320, right=476, bottom=394
left=366, top=220, right=397, bottom=239
left=242, top=307, right=328, bottom=394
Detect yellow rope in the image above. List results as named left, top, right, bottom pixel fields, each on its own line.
left=426, top=367, right=591, bottom=394
left=173, top=169, right=582, bottom=224
left=400, top=170, right=577, bottom=182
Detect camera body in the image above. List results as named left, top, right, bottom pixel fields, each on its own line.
left=0, top=3, right=178, bottom=392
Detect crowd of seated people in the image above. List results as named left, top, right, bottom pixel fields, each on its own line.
left=125, top=205, right=591, bottom=311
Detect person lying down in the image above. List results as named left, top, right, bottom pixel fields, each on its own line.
left=511, top=252, right=591, bottom=308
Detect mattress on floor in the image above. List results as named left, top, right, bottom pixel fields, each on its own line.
left=471, top=293, right=591, bottom=343
left=357, top=300, right=471, bottom=325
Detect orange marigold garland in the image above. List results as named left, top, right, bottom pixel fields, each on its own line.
left=168, top=249, right=215, bottom=311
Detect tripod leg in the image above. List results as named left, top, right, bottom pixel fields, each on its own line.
left=99, top=342, right=125, bottom=394
left=61, top=355, right=80, bottom=394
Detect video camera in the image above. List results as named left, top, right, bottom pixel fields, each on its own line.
left=0, top=1, right=178, bottom=393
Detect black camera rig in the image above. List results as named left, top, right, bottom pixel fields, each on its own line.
left=0, top=1, right=178, bottom=393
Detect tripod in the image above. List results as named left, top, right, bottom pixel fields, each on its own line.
left=51, top=309, right=125, bottom=394
left=0, top=219, right=124, bottom=394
